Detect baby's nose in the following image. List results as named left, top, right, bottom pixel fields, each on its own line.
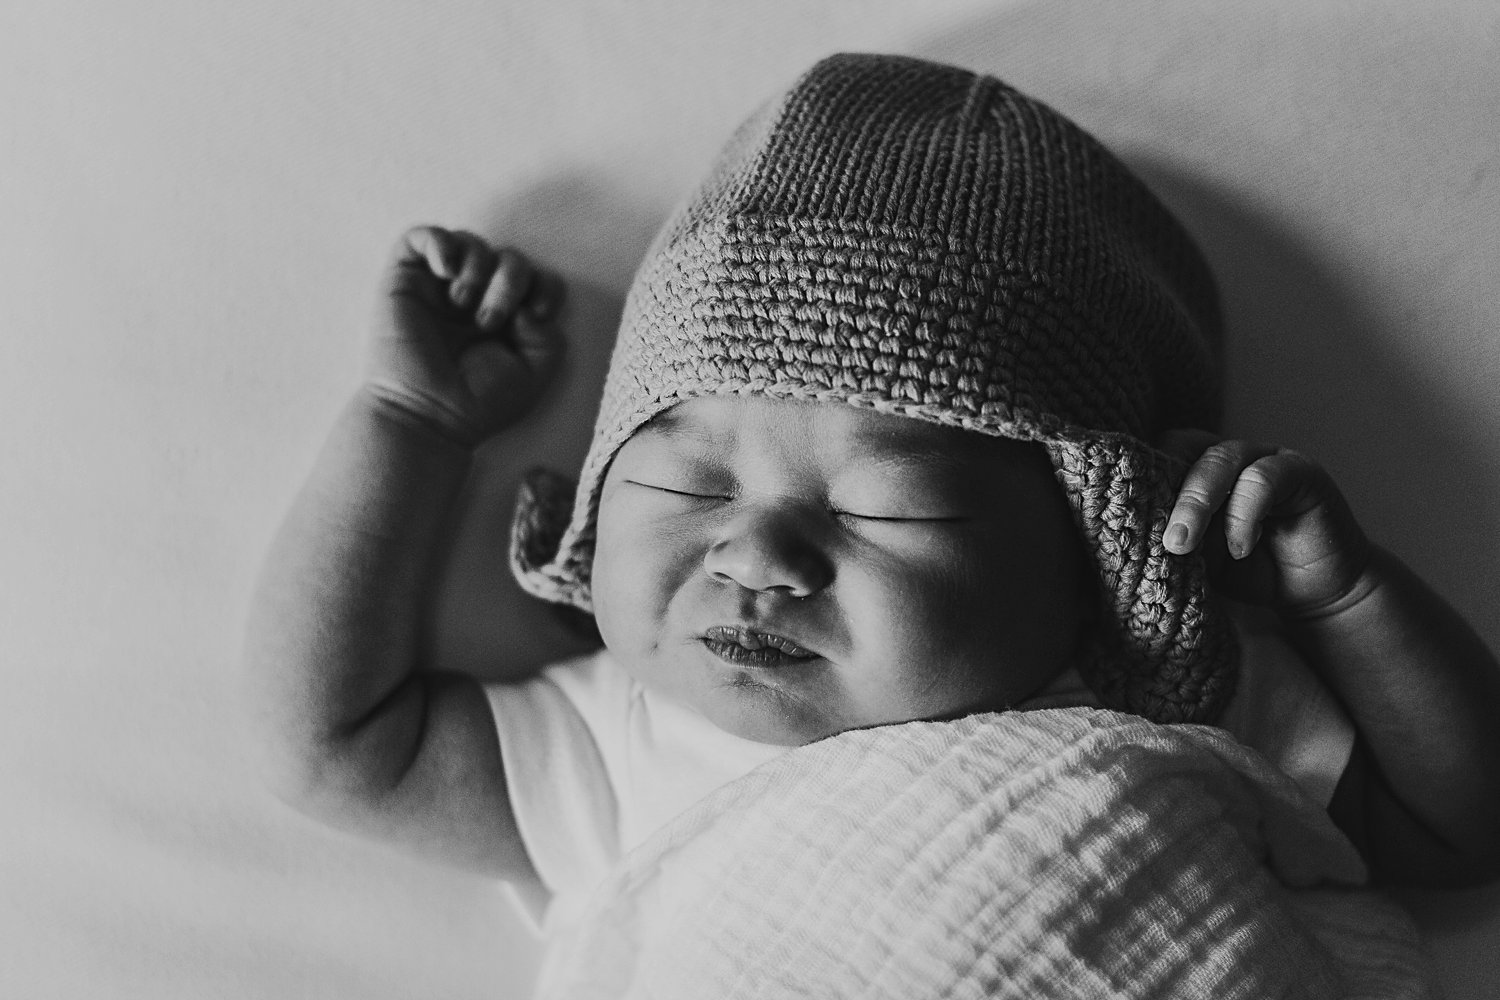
left=701, top=508, right=834, bottom=598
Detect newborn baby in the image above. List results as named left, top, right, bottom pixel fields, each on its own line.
left=244, top=52, right=1500, bottom=998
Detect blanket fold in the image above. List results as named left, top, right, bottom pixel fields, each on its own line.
left=536, top=708, right=1433, bottom=999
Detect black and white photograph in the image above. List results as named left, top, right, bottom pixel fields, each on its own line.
left=4, top=2, right=1498, bottom=997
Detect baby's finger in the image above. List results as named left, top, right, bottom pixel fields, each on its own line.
left=395, top=225, right=463, bottom=280
left=509, top=313, right=566, bottom=383
left=448, top=232, right=498, bottom=312
left=1164, top=439, right=1278, bottom=554
left=385, top=227, right=459, bottom=309
left=523, top=267, right=567, bottom=322
left=1221, top=450, right=1319, bottom=559
left=475, top=248, right=538, bottom=333
left=1220, top=457, right=1279, bottom=559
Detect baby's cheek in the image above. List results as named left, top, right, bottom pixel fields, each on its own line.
left=591, top=504, right=649, bottom=643
left=890, top=535, right=1065, bottom=691
left=592, top=500, right=704, bottom=644
left=841, top=537, right=988, bottom=659
left=882, top=530, right=994, bottom=614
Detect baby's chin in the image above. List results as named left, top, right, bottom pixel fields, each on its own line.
left=697, top=676, right=843, bottom=747
left=696, top=677, right=990, bottom=747
left=684, top=677, right=906, bottom=746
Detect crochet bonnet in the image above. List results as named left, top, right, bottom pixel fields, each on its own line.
left=511, top=52, right=1237, bottom=724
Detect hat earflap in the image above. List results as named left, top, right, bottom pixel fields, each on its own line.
left=1047, top=436, right=1238, bottom=724
left=510, top=466, right=592, bottom=613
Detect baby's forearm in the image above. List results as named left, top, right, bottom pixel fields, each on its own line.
left=243, top=388, right=474, bottom=803
left=1287, top=546, right=1500, bottom=883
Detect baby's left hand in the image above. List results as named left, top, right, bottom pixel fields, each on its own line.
left=1159, top=431, right=1375, bottom=617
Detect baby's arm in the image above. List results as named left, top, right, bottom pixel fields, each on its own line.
left=1163, top=434, right=1500, bottom=887
left=242, top=227, right=563, bottom=879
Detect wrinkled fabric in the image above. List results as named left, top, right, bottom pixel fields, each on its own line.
left=534, top=709, right=1433, bottom=1000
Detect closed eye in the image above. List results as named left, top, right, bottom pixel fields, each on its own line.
left=626, top=481, right=731, bottom=501
left=830, top=508, right=967, bottom=524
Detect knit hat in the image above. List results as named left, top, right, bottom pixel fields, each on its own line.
left=511, top=53, right=1237, bottom=724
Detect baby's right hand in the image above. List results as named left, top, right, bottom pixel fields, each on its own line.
left=365, top=226, right=566, bottom=445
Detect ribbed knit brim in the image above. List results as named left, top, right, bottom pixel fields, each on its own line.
left=511, top=53, right=1238, bottom=725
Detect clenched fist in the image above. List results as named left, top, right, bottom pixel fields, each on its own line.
left=364, top=226, right=566, bottom=445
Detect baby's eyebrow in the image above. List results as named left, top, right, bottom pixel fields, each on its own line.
left=845, top=425, right=975, bottom=468
left=636, top=409, right=686, bottom=437
left=633, top=408, right=723, bottom=449
left=859, top=448, right=973, bottom=480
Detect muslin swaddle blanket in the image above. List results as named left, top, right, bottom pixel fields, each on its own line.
left=534, top=708, right=1433, bottom=999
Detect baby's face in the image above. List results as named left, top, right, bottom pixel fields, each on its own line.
left=592, top=395, right=1091, bottom=745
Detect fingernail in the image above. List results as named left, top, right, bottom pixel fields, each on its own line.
left=1165, top=522, right=1188, bottom=551
left=1234, top=525, right=1261, bottom=560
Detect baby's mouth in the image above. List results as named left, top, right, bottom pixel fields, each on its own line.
left=701, top=625, right=820, bottom=667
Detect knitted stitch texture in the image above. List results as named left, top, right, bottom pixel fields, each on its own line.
left=511, top=53, right=1237, bottom=724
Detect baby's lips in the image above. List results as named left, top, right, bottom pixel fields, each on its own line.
left=702, top=625, right=819, bottom=658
